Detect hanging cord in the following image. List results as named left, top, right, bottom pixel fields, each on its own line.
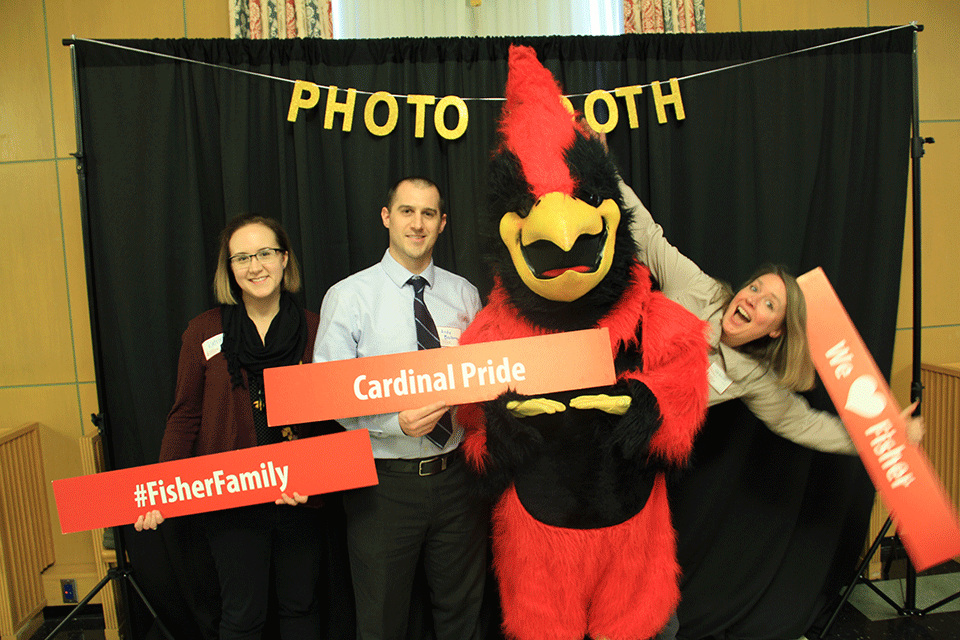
left=65, top=24, right=917, bottom=101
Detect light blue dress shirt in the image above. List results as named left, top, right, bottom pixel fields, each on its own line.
left=314, top=249, right=482, bottom=459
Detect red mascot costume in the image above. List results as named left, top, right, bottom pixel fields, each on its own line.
left=455, top=46, right=709, bottom=640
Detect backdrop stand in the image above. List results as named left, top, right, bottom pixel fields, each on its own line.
left=64, top=28, right=920, bottom=640
left=46, top=40, right=175, bottom=640
left=810, top=23, right=959, bottom=638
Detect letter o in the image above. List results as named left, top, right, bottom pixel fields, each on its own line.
left=364, top=91, right=399, bottom=137
left=584, top=90, right=619, bottom=134
left=434, top=95, right=469, bottom=140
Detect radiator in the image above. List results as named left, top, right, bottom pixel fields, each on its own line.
left=921, top=363, right=960, bottom=524
left=0, top=422, right=55, bottom=637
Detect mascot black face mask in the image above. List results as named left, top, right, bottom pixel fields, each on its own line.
left=486, top=46, right=635, bottom=329
left=495, top=46, right=621, bottom=303
left=499, top=187, right=621, bottom=302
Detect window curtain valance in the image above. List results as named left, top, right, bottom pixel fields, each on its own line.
left=231, top=0, right=333, bottom=38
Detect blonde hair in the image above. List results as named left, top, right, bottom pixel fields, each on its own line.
left=719, top=264, right=815, bottom=392
left=212, top=214, right=302, bottom=305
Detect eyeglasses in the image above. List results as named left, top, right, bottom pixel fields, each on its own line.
left=229, top=248, right=284, bottom=269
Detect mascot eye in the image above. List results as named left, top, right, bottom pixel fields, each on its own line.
left=514, top=195, right=537, bottom=218
left=579, top=191, right=603, bottom=208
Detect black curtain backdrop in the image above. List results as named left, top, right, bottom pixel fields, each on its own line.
left=72, top=27, right=913, bottom=640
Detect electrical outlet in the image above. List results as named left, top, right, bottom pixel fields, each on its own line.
left=60, top=579, right=77, bottom=604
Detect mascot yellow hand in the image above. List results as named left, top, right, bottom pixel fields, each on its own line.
left=569, top=394, right=632, bottom=416
left=506, top=398, right=567, bottom=417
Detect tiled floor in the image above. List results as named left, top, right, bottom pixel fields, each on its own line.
left=812, top=592, right=960, bottom=640
left=807, top=559, right=960, bottom=640
left=30, top=606, right=106, bottom=640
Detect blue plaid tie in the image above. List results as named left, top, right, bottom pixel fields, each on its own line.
left=409, top=276, right=452, bottom=448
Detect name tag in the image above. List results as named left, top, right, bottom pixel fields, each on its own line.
left=202, top=333, right=224, bottom=360
left=438, top=326, right=462, bottom=347
left=708, top=361, right=732, bottom=394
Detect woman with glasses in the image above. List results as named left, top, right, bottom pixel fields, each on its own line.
left=135, top=214, right=324, bottom=640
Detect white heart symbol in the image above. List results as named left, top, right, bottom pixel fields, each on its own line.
left=845, top=375, right=887, bottom=419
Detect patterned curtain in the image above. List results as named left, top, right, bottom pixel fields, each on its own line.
left=623, top=0, right=705, bottom=33
left=231, top=0, right=333, bottom=38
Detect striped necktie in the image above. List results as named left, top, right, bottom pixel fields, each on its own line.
left=409, top=276, right=452, bottom=448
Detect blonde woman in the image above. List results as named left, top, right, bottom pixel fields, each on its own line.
left=623, top=181, right=923, bottom=452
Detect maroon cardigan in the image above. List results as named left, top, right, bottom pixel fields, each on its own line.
left=159, top=306, right=320, bottom=462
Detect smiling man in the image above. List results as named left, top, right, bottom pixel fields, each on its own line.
left=381, top=178, right=447, bottom=273
left=313, top=176, right=485, bottom=640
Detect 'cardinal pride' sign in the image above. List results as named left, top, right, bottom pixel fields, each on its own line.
left=798, top=268, right=960, bottom=571
left=263, top=328, right=617, bottom=426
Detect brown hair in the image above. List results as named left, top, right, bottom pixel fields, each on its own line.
left=212, top=214, right=302, bottom=305
left=719, top=264, right=815, bottom=392
left=385, top=176, right=445, bottom=214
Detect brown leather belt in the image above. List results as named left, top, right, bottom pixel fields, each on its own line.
left=375, top=450, right=458, bottom=477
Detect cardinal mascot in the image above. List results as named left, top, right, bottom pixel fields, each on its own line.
left=455, top=46, right=710, bottom=640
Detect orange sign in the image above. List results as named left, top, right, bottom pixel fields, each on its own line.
left=798, top=267, right=960, bottom=571
left=264, top=328, right=616, bottom=426
left=52, top=430, right=377, bottom=534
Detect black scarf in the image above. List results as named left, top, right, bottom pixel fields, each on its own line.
left=221, top=291, right=307, bottom=390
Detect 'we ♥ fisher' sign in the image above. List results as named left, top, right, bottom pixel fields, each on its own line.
left=798, top=268, right=960, bottom=571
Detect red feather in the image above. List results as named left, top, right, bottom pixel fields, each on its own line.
left=499, top=45, right=577, bottom=198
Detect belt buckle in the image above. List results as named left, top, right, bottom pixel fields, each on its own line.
left=418, top=456, right=435, bottom=477
left=418, top=454, right=447, bottom=477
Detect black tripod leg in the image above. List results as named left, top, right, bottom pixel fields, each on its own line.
left=903, top=556, right=919, bottom=615
left=920, top=588, right=960, bottom=615
left=812, top=516, right=895, bottom=639
left=42, top=567, right=177, bottom=640
left=124, top=571, right=177, bottom=640
left=859, top=576, right=907, bottom=615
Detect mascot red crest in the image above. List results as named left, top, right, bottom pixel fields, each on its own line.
left=455, top=45, right=710, bottom=640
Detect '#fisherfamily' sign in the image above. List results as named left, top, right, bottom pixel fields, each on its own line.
left=52, top=430, right=376, bottom=534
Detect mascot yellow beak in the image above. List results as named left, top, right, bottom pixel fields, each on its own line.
left=500, top=192, right=621, bottom=302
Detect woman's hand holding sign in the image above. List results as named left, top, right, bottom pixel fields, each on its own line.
left=134, top=509, right=164, bottom=531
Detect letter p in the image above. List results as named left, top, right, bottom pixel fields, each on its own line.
left=287, top=80, right=321, bottom=122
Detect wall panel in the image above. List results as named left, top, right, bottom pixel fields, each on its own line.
left=872, top=0, right=960, bottom=121
left=739, top=0, right=866, bottom=32
left=186, top=0, right=231, bottom=38
left=46, top=0, right=189, bottom=165
left=0, top=2, right=55, bottom=161
left=58, top=159, right=96, bottom=383
left=0, top=162, right=75, bottom=387
left=916, top=122, right=960, bottom=327
left=705, top=0, right=742, bottom=32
